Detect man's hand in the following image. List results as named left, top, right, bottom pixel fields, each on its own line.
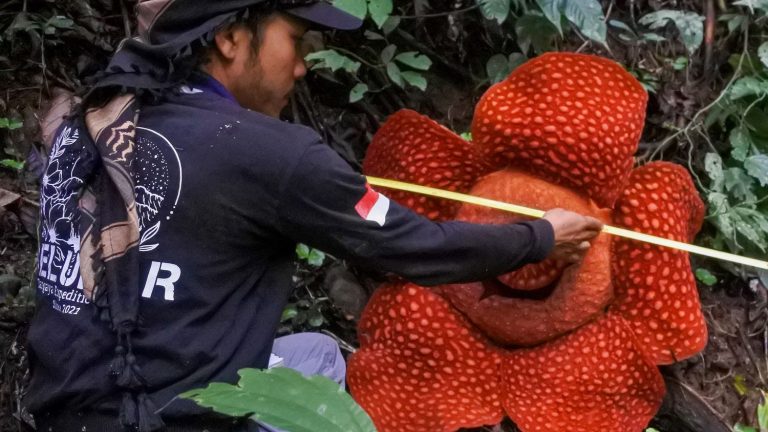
left=543, top=208, right=604, bottom=263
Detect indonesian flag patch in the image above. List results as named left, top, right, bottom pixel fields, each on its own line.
left=355, top=183, right=390, bottom=227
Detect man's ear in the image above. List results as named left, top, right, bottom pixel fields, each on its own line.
left=213, top=25, right=250, bottom=61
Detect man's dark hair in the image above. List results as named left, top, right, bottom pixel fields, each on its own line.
left=186, top=4, right=272, bottom=78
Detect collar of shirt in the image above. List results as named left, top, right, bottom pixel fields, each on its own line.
left=187, top=73, right=239, bottom=105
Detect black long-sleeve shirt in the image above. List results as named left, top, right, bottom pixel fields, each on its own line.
left=25, top=78, right=554, bottom=418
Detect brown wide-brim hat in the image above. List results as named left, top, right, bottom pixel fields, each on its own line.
left=93, top=0, right=361, bottom=91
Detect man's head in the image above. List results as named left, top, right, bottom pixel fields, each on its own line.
left=203, top=11, right=309, bottom=117
left=106, top=1, right=361, bottom=115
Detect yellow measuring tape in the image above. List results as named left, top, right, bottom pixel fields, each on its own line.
left=366, top=176, right=768, bottom=271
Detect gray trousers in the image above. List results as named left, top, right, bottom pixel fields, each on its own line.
left=251, top=333, right=346, bottom=432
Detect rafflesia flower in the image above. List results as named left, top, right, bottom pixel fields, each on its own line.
left=347, top=52, right=708, bottom=432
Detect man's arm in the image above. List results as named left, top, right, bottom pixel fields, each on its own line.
left=276, top=141, right=596, bottom=286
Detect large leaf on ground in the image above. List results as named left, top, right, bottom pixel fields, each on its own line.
left=181, top=367, right=376, bottom=432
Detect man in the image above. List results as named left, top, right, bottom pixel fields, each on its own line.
left=25, top=1, right=602, bottom=431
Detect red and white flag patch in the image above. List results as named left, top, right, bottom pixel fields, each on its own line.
left=355, top=183, right=390, bottom=227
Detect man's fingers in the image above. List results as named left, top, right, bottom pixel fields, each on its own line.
left=577, top=241, right=591, bottom=251
left=582, top=216, right=604, bottom=231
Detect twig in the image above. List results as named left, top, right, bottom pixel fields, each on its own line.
left=321, top=329, right=357, bottom=353
left=764, top=325, right=767, bottom=384
left=119, top=0, right=132, bottom=39
left=325, top=45, right=380, bottom=68
left=704, top=0, right=716, bottom=78
left=604, top=0, right=615, bottom=23
left=740, top=323, right=766, bottom=385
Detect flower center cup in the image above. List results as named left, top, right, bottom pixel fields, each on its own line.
left=438, top=169, right=614, bottom=346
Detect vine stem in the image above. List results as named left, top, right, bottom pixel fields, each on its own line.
left=325, top=45, right=380, bottom=69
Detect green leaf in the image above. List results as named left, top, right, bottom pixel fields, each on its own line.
left=368, top=0, right=393, bottom=28
left=333, top=0, right=367, bottom=20
left=719, top=13, right=747, bottom=34
left=181, top=368, right=377, bottom=432
left=381, top=16, right=400, bottom=34
left=296, top=243, right=310, bottom=260
left=307, top=249, right=326, bottom=267
left=645, top=428, right=661, bottom=432
left=724, top=167, right=757, bottom=202
left=0, top=159, right=24, bottom=171
left=758, top=391, right=767, bottom=431
left=349, top=83, right=368, bottom=103
left=7, top=12, right=41, bottom=36
left=670, top=56, right=688, bottom=70
left=638, top=10, right=705, bottom=54
left=730, top=126, right=752, bottom=162
left=745, top=154, right=768, bottom=186
left=733, top=210, right=767, bottom=251
left=562, top=0, right=607, bottom=44
left=704, top=152, right=724, bottom=191
left=308, top=306, right=325, bottom=327
left=380, top=44, right=397, bottom=64
left=729, top=52, right=767, bottom=76
left=748, top=209, right=768, bottom=236
left=734, top=375, right=749, bottom=396
left=535, top=0, right=563, bottom=33
left=460, top=132, right=473, bottom=141
left=759, top=42, right=768, bottom=70
left=730, top=77, right=768, bottom=99
left=363, top=30, right=385, bottom=40
left=479, top=0, right=512, bottom=24
left=400, top=71, right=428, bottom=90
left=734, top=424, right=758, bottom=432
left=714, top=214, right=736, bottom=241
left=516, top=12, right=559, bottom=54
left=44, top=16, right=74, bottom=34
left=734, top=0, right=768, bottom=14
left=707, top=192, right=730, bottom=214
left=508, top=52, right=527, bottom=71
left=394, top=52, right=432, bottom=70
left=305, top=50, right=361, bottom=74
left=281, top=304, right=298, bottom=322
left=641, top=32, right=667, bottom=42
left=609, top=19, right=635, bottom=34
left=745, top=108, right=768, bottom=138
left=695, top=268, right=718, bottom=286
left=386, top=62, right=404, bottom=87
left=0, top=118, right=19, bottom=129
left=486, top=54, right=512, bottom=84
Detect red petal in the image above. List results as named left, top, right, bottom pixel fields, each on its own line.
left=439, top=170, right=613, bottom=346
left=348, top=283, right=504, bottom=431
left=611, top=161, right=707, bottom=364
left=502, top=315, right=666, bottom=432
left=471, top=52, right=647, bottom=208
left=363, top=109, right=490, bottom=220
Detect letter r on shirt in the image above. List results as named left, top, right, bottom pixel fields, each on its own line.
left=142, top=261, right=181, bottom=301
